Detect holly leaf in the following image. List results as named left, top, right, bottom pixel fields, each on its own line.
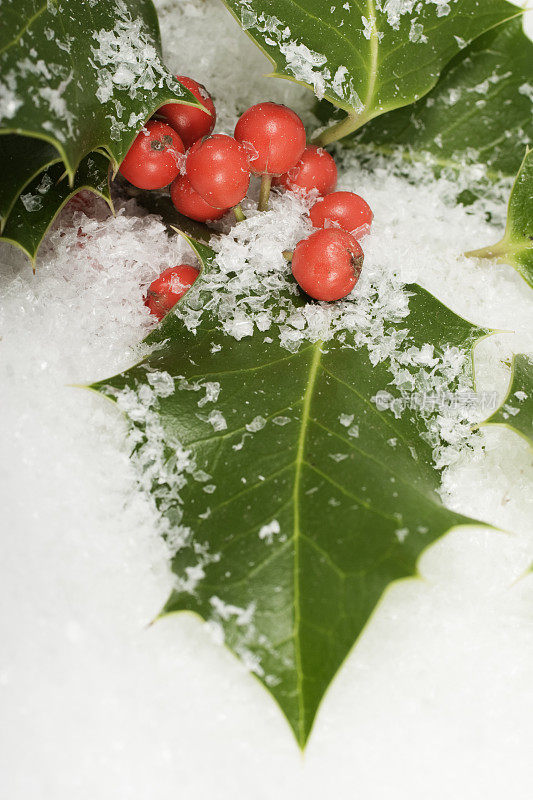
left=92, top=237, right=485, bottom=747
left=0, top=0, right=201, bottom=180
left=465, top=149, right=533, bottom=286
left=349, top=17, right=533, bottom=181
left=0, top=135, right=60, bottom=231
left=1, top=152, right=112, bottom=264
left=220, top=0, right=520, bottom=143
left=484, top=354, right=533, bottom=447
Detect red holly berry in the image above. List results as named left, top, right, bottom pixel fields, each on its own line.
left=273, top=145, right=337, bottom=196
left=291, top=228, right=363, bottom=302
left=309, top=191, right=373, bottom=237
left=145, top=265, right=199, bottom=320
left=170, top=175, right=228, bottom=222
left=186, top=134, right=250, bottom=208
left=119, top=121, right=184, bottom=190
left=158, top=76, right=216, bottom=149
left=234, top=102, right=306, bottom=176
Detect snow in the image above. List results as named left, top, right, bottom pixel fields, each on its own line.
left=1, top=1, right=533, bottom=798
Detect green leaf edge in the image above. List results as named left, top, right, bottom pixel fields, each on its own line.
left=0, top=163, right=114, bottom=267
left=465, top=148, right=533, bottom=287
left=0, top=152, right=61, bottom=233
left=482, top=353, right=533, bottom=449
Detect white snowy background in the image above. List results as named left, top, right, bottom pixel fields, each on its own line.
left=1, top=1, right=532, bottom=797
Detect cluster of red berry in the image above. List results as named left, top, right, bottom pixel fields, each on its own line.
left=119, top=76, right=373, bottom=320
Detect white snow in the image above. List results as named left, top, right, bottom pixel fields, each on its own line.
left=1, top=1, right=533, bottom=798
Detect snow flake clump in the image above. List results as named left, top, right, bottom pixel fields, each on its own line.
left=89, top=0, right=181, bottom=137
left=237, top=5, right=362, bottom=107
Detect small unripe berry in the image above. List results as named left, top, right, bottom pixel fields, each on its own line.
left=309, top=191, right=373, bottom=237
left=291, top=228, right=363, bottom=302
left=158, top=76, right=216, bottom=149
left=119, top=121, right=184, bottom=190
left=273, top=145, right=337, bottom=195
left=145, top=265, right=199, bottom=320
left=186, top=134, right=250, bottom=208
left=234, top=102, right=306, bottom=175
left=170, top=175, right=228, bottom=222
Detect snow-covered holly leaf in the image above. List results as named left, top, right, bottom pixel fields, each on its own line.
left=93, top=237, right=486, bottom=747
left=220, top=0, right=520, bottom=144
left=0, top=0, right=200, bottom=180
left=1, top=153, right=112, bottom=264
left=485, top=354, right=533, bottom=447
left=465, top=149, right=533, bottom=286
left=0, top=135, right=60, bottom=231
left=351, top=17, right=533, bottom=181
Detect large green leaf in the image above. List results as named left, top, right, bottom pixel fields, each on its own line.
left=220, top=0, right=520, bottom=143
left=0, top=135, right=60, bottom=231
left=93, top=238, right=485, bottom=747
left=0, top=0, right=200, bottom=179
left=1, top=152, right=112, bottom=264
left=465, top=149, right=533, bottom=286
left=484, top=354, right=533, bottom=447
left=350, top=17, right=533, bottom=181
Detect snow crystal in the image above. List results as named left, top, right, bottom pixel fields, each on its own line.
left=518, top=83, right=533, bottom=103
left=197, top=381, right=221, bottom=407
left=147, top=370, right=175, bottom=397
left=0, top=84, right=22, bottom=122
left=246, top=415, right=267, bottom=432
left=339, top=413, right=355, bottom=427
left=258, top=519, right=281, bottom=543
left=210, top=596, right=256, bottom=626
left=381, top=0, right=450, bottom=29
left=207, top=410, right=227, bottom=431
left=20, top=193, right=43, bottom=212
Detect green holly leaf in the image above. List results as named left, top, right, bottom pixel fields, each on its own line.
left=465, top=149, right=533, bottom=286
left=92, top=237, right=486, bottom=747
left=1, top=152, right=112, bottom=264
left=0, top=135, right=60, bottom=231
left=350, top=17, right=533, bottom=181
left=220, top=0, right=520, bottom=144
left=0, top=0, right=200, bottom=180
left=484, top=354, right=533, bottom=447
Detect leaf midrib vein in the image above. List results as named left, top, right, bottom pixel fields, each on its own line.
left=292, top=340, right=322, bottom=744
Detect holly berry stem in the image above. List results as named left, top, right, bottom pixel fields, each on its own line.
left=233, top=203, right=246, bottom=222
left=258, top=174, right=272, bottom=212
left=313, top=111, right=369, bottom=146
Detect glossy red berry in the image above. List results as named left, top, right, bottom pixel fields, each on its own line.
left=273, top=145, right=337, bottom=195
left=291, top=228, right=363, bottom=302
left=119, top=121, right=184, bottom=190
left=234, top=102, right=306, bottom=175
left=186, top=134, right=250, bottom=208
left=170, top=175, right=228, bottom=222
left=145, top=265, right=199, bottom=320
left=158, top=76, right=216, bottom=149
left=309, top=191, right=373, bottom=237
